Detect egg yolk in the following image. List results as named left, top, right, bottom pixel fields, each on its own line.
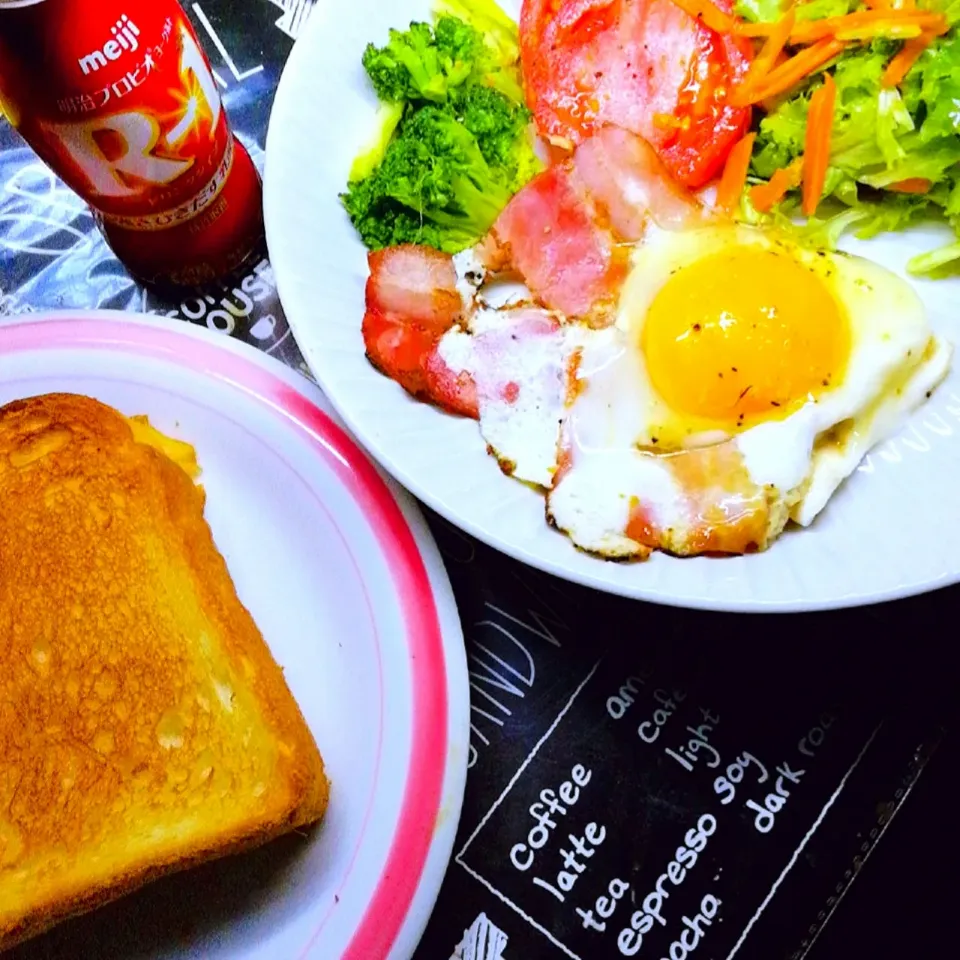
left=641, top=246, right=850, bottom=426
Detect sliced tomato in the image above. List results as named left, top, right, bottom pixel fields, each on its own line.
left=519, top=0, right=753, bottom=188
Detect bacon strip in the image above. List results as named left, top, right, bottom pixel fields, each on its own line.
left=490, top=127, right=703, bottom=323
left=365, top=245, right=462, bottom=333
left=363, top=245, right=477, bottom=416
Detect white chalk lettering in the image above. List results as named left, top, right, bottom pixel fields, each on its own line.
left=484, top=601, right=563, bottom=649
left=576, top=876, right=630, bottom=933
left=637, top=687, right=687, bottom=743
left=617, top=814, right=716, bottom=956
left=531, top=821, right=606, bottom=904
left=798, top=713, right=835, bottom=757
left=747, top=762, right=806, bottom=833
left=509, top=765, right=592, bottom=874
left=713, top=750, right=770, bottom=806
left=659, top=894, right=722, bottom=960
left=606, top=673, right=650, bottom=720
left=467, top=605, right=550, bottom=765
left=664, top=708, right=721, bottom=773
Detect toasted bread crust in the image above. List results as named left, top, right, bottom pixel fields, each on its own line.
left=0, top=394, right=329, bottom=951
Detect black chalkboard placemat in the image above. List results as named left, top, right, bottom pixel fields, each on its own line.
left=415, top=522, right=954, bottom=960
left=1, top=3, right=955, bottom=959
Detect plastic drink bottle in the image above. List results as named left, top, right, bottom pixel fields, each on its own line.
left=0, top=0, right=265, bottom=288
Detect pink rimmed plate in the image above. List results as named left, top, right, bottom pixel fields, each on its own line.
left=0, top=310, right=468, bottom=960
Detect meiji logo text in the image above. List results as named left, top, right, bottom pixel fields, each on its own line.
left=78, top=15, right=141, bottom=75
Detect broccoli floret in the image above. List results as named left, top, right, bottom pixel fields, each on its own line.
left=345, top=11, right=543, bottom=254
left=433, top=0, right=520, bottom=74
left=340, top=103, right=534, bottom=253
left=340, top=176, right=453, bottom=251
left=446, top=84, right=539, bottom=186
left=362, top=23, right=439, bottom=103
left=434, top=15, right=485, bottom=69
left=433, top=0, right=524, bottom=103
left=383, top=106, right=513, bottom=231
left=362, top=17, right=486, bottom=104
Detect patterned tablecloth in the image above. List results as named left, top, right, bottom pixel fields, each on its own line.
left=2, top=4, right=956, bottom=959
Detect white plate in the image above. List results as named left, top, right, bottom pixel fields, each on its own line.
left=264, top=0, right=960, bottom=611
left=0, top=311, right=468, bottom=960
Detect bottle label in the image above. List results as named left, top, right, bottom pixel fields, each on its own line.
left=98, top=133, right=235, bottom=231
left=0, top=3, right=231, bottom=225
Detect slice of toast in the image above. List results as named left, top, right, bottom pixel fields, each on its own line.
left=0, top=393, right=329, bottom=951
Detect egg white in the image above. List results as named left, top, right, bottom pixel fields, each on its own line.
left=439, top=223, right=952, bottom=558
left=437, top=304, right=579, bottom=486
left=548, top=224, right=952, bottom=556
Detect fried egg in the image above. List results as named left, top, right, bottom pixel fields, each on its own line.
left=439, top=223, right=952, bottom=559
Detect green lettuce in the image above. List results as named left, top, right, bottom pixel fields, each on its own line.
left=743, top=2, right=960, bottom=273
left=734, top=0, right=855, bottom=23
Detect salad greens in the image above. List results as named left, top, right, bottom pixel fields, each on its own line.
left=737, top=0, right=857, bottom=25
left=341, top=0, right=540, bottom=254
left=739, top=0, right=960, bottom=274
left=343, top=0, right=960, bottom=273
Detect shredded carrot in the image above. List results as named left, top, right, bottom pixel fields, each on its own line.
left=731, top=19, right=789, bottom=36
left=837, top=22, right=926, bottom=40
left=666, top=0, right=736, bottom=33
left=732, top=37, right=845, bottom=106
left=716, top=133, right=756, bottom=212
left=735, top=9, right=946, bottom=43
left=888, top=177, right=932, bottom=193
left=738, top=7, right=797, bottom=98
left=882, top=32, right=933, bottom=86
left=823, top=12, right=942, bottom=42
left=758, top=55, right=790, bottom=112
left=857, top=0, right=918, bottom=9
left=802, top=73, right=836, bottom=216
left=749, top=160, right=803, bottom=212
